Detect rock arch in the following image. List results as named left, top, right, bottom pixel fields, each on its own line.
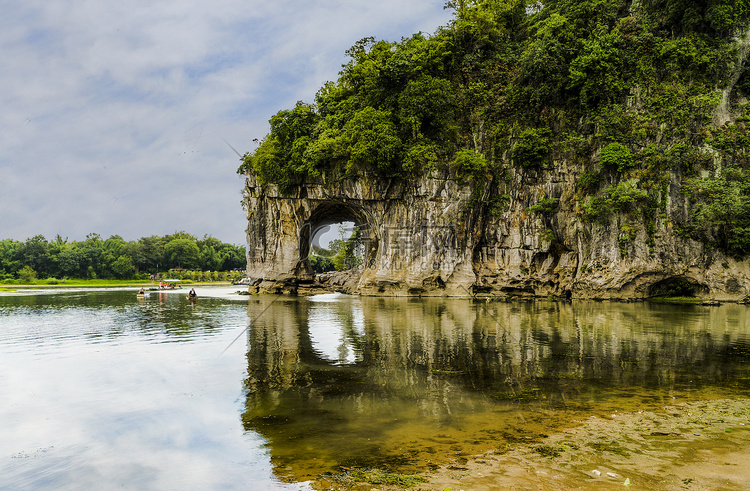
left=241, top=171, right=750, bottom=300
left=242, top=173, right=479, bottom=295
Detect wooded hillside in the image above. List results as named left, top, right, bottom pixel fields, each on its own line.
left=239, top=0, right=750, bottom=257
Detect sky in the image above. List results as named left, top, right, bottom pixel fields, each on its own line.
left=0, top=0, right=453, bottom=247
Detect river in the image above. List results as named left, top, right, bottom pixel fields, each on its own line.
left=1, top=288, right=749, bottom=489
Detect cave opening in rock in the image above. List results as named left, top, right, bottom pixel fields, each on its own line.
left=299, top=202, right=377, bottom=279
left=647, top=276, right=708, bottom=298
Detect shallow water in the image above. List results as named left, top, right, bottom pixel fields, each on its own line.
left=243, top=294, right=750, bottom=484
left=2, top=289, right=749, bottom=489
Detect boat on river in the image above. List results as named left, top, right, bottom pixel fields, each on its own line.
left=158, top=279, right=183, bottom=290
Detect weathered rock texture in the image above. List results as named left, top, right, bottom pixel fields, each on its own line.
left=242, top=165, right=750, bottom=300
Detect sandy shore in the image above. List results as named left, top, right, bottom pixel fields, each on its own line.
left=421, top=399, right=750, bottom=490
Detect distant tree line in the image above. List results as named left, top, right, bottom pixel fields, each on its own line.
left=0, top=232, right=246, bottom=282
left=308, top=228, right=364, bottom=274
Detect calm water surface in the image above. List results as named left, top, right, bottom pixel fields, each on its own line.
left=2, top=289, right=750, bottom=489
left=0, top=287, right=303, bottom=490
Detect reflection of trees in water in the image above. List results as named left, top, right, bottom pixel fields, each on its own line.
left=0, top=290, right=226, bottom=341
left=242, top=297, right=750, bottom=480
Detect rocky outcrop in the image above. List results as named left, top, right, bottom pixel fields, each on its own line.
left=242, top=171, right=477, bottom=296
left=241, top=163, right=750, bottom=300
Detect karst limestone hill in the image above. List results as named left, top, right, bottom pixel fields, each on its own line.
left=240, top=0, right=750, bottom=300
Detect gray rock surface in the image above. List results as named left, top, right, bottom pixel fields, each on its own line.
left=241, top=168, right=750, bottom=300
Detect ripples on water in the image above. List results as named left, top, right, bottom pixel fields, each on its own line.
left=1, top=289, right=749, bottom=489
left=0, top=290, right=233, bottom=350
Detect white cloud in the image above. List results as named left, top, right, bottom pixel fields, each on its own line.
left=0, top=0, right=453, bottom=245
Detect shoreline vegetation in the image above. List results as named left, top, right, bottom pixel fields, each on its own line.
left=0, top=278, right=237, bottom=291
left=0, top=231, right=246, bottom=284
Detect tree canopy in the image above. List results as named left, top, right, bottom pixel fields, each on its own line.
left=0, top=232, right=246, bottom=282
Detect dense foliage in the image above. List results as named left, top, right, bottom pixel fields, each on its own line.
left=0, top=232, right=246, bottom=283
left=239, top=0, right=750, bottom=256
left=309, top=228, right=365, bottom=273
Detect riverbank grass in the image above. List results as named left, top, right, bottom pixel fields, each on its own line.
left=1, top=278, right=232, bottom=289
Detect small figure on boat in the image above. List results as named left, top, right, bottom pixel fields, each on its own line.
left=138, top=288, right=145, bottom=295
left=188, top=288, right=197, bottom=300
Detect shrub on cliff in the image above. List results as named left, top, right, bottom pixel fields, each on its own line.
left=580, top=196, right=610, bottom=222
left=599, top=142, right=634, bottom=173
left=607, top=179, right=650, bottom=211
left=684, top=169, right=750, bottom=256
left=342, top=107, right=403, bottom=175
left=528, top=197, right=560, bottom=215
left=450, top=149, right=489, bottom=179
left=511, top=128, right=553, bottom=169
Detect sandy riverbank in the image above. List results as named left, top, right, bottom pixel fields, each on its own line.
left=419, top=398, right=750, bottom=490
left=325, top=399, right=750, bottom=490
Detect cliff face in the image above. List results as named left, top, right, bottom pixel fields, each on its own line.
left=242, top=162, right=750, bottom=300
left=243, top=172, right=476, bottom=296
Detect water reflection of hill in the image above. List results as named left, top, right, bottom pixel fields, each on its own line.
left=242, top=295, right=750, bottom=484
